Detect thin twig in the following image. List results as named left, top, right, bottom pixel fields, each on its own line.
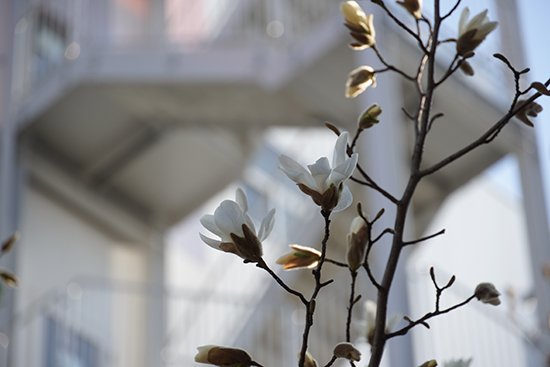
left=298, top=210, right=332, bottom=367
left=372, top=45, right=416, bottom=81
left=386, top=295, right=476, bottom=338
left=346, top=271, right=359, bottom=342
left=403, top=229, right=445, bottom=246
left=326, top=258, right=348, bottom=268
left=441, top=0, right=463, bottom=21
left=257, top=259, right=308, bottom=305
left=371, top=0, right=429, bottom=53
left=323, top=356, right=338, bottom=367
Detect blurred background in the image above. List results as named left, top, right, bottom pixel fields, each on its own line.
left=0, top=0, right=549, bottom=366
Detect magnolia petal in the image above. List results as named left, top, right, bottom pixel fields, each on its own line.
left=458, top=7, right=470, bottom=36
left=328, top=153, right=358, bottom=186
left=467, top=9, right=488, bottom=33
left=235, top=188, right=248, bottom=212
left=279, top=155, right=317, bottom=188
left=244, top=213, right=257, bottom=234
left=214, top=200, right=246, bottom=237
left=308, top=157, right=332, bottom=191
left=332, top=132, right=349, bottom=167
left=199, top=233, right=222, bottom=250
left=476, top=21, right=498, bottom=39
left=258, top=208, right=276, bottom=241
left=200, top=214, right=225, bottom=238
left=333, top=184, right=353, bottom=212
left=307, top=157, right=331, bottom=176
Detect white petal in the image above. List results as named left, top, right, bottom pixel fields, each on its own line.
left=467, top=9, right=488, bottom=33
left=332, top=132, right=349, bottom=167
left=244, top=213, right=256, bottom=234
left=458, top=7, right=470, bottom=36
left=235, top=188, right=248, bottom=212
left=214, top=200, right=246, bottom=237
left=308, top=157, right=332, bottom=191
left=258, top=208, right=276, bottom=241
left=328, top=153, right=358, bottom=186
left=365, top=300, right=377, bottom=333
left=200, top=214, right=224, bottom=237
left=199, top=233, right=222, bottom=250
left=333, top=184, right=353, bottom=212
left=279, top=155, right=317, bottom=188
left=476, top=21, right=498, bottom=39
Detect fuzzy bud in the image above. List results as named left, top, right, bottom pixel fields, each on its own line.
left=195, top=345, right=252, bottom=366
left=474, top=282, right=501, bottom=305
left=346, top=66, right=376, bottom=98
left=347, top=216, right=369, bottom=271
left=358, top=104, right=382, bottom=130
left=333, top=342, right=361, bottom=361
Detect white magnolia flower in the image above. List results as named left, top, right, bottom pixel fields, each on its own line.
left=457, top=7, right=498, bottom=55
left=279, top=132, right=358, bottom=212
left=200, top=188, right=275, bottom=263
left=443, top=358, right=473, bottom=367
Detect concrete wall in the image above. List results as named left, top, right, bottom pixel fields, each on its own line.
left=13, top=185, right=148, bottom=367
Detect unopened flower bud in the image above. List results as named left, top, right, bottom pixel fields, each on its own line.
left=515, top=99, right=543, bottom=127
left=195, top=345, right=252, bottom=366
left=459, top=60, right=474, bottom=76
left=303, top=351, right=318, bottom=367
left=346, top=66, right=376, bottom=98
left=358, top=104, right=382, bottom=129
left=276, top=244, right=321, bottom=270
left=347, top=216, right=369, bottom=271
left=333, top=342, right=361, bottom=361
left=419, top=360, right=438, bottom=367
left=396, top=0, right=422, bottom=19
left=474, top=282, right=501, bottom=305
left=341, top=1, right=376, bottom=50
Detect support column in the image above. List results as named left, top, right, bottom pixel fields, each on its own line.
left=516, top=131, right=550, bottom=366
left=146, top=232, right=167, bottom=367
left=0, top=1, right=20, bottom=366
left=354, top=31, right=414, bottom=367
left=499, top=0, right=550, bottom=364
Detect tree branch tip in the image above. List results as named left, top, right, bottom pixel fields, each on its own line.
left=325, top=122, right=341, bottom=136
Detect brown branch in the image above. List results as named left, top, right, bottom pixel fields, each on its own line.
left=367, top=2, right=443, bottom=366
left=403, top=229, right=445, bottom=246
left=420, top=77, right=550, bottom=177
left=386, top=295, right=476, bottom=339
left=346, top=271, right=360, bottom=342
left=256, top=259, right=308, bottom=305
left=298, top=210, right=333, bottom=367
left=441, top=0, right=463, bottom=21
left=371, top=0, right=428, bottom=53
left=372, top=45, right=416, bottom=81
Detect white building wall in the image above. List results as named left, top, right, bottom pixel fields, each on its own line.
left=409, top=163, right=535, bottom=365
left=13, top=185, right=148, bottom=367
